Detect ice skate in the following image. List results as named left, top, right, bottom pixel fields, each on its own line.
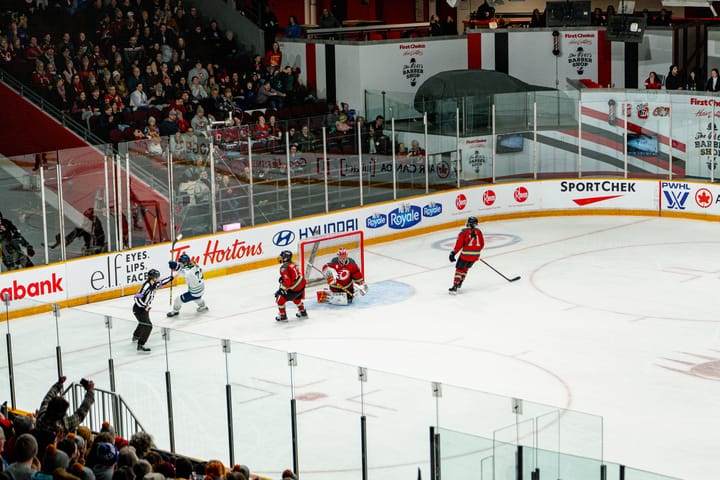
left=296, top=310, right=308, bottom=319
left=166, top=310, right=179, bottom=317
left=275, top=313, right=288, bottom=322
left=448, top=285, right=458, bottom=294
left=137, top=344, right=151, bottom=353
left=197, top=305, right=209, bottom=313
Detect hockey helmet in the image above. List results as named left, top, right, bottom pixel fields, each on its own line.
left=466, top=216, right=478, bottom=228
left=147, top=269, right=161, bottom=280
left=178, top=253, right=191, bottom=265
left=279, top=250, right=293, bottom=263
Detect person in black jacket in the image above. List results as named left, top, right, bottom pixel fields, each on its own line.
left=706, top=68, right=720, bottom=92
left=665, top=64, right=684, bottom=90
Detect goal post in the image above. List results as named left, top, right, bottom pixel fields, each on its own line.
left=299, top=230, right=365, bottom=285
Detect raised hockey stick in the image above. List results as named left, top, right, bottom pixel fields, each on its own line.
left=169, top=234, right=182, bottom=305
left=479, top=258, right=521, bottom=283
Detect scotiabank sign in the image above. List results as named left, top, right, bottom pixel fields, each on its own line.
left=0, top=273, right=64, bottom=301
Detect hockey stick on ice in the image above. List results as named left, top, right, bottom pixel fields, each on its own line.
left=169, top=234, right=183, bottom=305
left=479, top=258, right=521, bottom=283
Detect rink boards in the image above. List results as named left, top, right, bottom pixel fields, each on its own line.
left=2, top=178, right=717, bottom=315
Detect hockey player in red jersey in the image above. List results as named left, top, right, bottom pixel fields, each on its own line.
left=448, top=216, right=485, bottom=294
left=322, top=248, right=368, bottom=303
left=275, top=250, right=308, bottom=321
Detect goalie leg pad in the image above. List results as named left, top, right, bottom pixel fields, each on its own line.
left=327, top=292, right=349, bottom=305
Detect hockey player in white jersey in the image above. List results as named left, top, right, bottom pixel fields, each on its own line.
left=166, top=253, right=209, bottom=317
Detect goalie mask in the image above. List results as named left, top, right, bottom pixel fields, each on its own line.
left=337, top=248, right=348, bottom=265
left=279, top=250, right=293, bottom=264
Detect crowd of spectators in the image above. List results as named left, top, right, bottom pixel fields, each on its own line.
left=0, top=376, right=297, bottom=480
left=0, top=0, right=309, bottom=145
left=644, top=64, right=718, bottom=91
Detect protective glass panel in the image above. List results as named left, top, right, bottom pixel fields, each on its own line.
left=438, top=428, right=494, bottom=480
left=171, top=134, right=214, bottom=239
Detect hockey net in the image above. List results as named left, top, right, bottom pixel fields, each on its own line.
left=300, top=230, right=365, bottom=285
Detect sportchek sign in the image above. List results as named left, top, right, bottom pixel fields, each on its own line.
left=545, top=180, right=655, bottom=210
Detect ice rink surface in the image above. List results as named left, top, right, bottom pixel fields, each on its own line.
left=7, top=215, right=720, bottom=480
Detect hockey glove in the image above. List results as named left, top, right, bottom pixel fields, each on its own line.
left=169, top=261, right=179, bottom=270
left=357, top=283, right=368, bottom=296
left=27, top=246, right=35, bottom=257
left=449, top=252, right=456, bottom=263
left=274, top=289, right=284, bottom=300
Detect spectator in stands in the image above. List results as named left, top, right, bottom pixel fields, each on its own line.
left=88, top=442, right=118, bottom=480
left=250, top=54, right=264, bottom=77
left=475, top=0, right=495, bottom=20
left=104, top=84, right=125, bottom=111
left=191, top=106, right=211, bottom=133
left=253, top=114, right=271, bottom=144
left=6, top=434, right=39, bottom=480
left=707, top=68, right=720, bottom=92
left=264, top=41, right=282, bottom=73
left=126, top=65, right=144, bottom=93
left=160, top=109, right=180, bottom=136
left=68, top=74, right=84, bottom=100
left=36, top=376, right=95, bottom=444
left=255, top=80, right=286, bottom=109
left=665, top=64, right=683, bottom=90
left=39, top=443, right=71, bottom=478
left=190, top=75, right=208, bottom=101
left=97, top=104, right=120, bottom=140
left=0, top=37, right=14, bottom=66
left=293, top=124, right=316, bottom=152
left=187, top=60, right=209, bottom=86
left=129, top=82, right=153, bottom=110
left=606, top=5, right=616, bottom=19
left=145, top=116, right=161, bottom=139
left=686, top=68, right=701, bottom=90
left=531, top=8, right=546, bottom=27
left=88, top=87, right=105, bottom=116
left=31, top=60, right=53, bottom=92
left=61, top=59, right=78, bottom=85
left=335, top=112, right=351, bottom=133
left=220, top=31, right=240, bottom=60
left=590, top=7, right=605, bottom=26
left=122, top=35, right=144, bottom=66
left=371, top=115, right=388, bottom=150
left=407, top=139, right=425, bottom=158
left=151, top=81, right=170, bottom=107
left=644, top=71, right=661, bottom=89
left=429, top=15, right=442, bottom=36
left=50, top=77, right=72, bottom=111
left=285, top=16, right=302, bottom=39
left=71, top=91, right=93, bottom=123
left=25, top=36, right=43, bottom=62
left=128, top=432, right=154, bottom=461
left=240, top=80, right=256, bottom=109
left=443, top=16, right=458, bottom=35
left=319, top=8, right=341, bottom=28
